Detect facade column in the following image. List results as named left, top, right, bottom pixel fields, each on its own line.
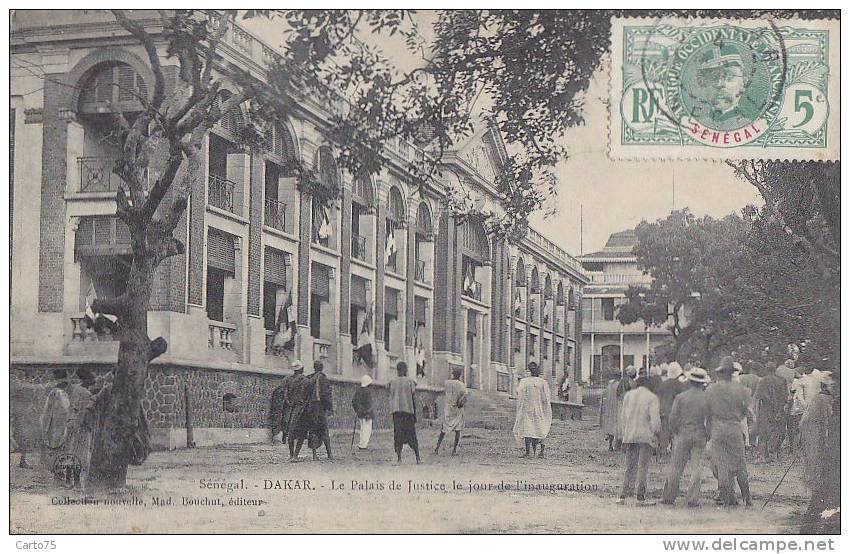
left=404, top=202, right=416, bottom=347
left=619, top=331, right=625, bottom=376
left=339, top=186, right=352, bottom=337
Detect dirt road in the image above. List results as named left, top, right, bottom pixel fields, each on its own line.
left=10, top=414, right=811, bottom=533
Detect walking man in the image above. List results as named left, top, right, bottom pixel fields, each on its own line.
left=268, top=376, right=290, bottom=444
left=286, top=361, right=312, bottom=462
left=435, top=366, right=468, bottom=456
left=513, top=362, right=553, bottom=458
left=600, top=371, right=621, bottom=451
left=616, top=376, right=661, bottom=506
left=351, top=374, right=375, bottom=451
left=307, top=361, right=334, bottom=461
left=389, top=361, right=421, bottom=464
left=706, top=356, right=752, bottom=507
left=661, top=367, right=711, bottom=507
left=754, top=365, right=789, bottom=462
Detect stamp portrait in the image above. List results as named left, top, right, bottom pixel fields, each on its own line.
left=610, top=17, right=839, bottom=160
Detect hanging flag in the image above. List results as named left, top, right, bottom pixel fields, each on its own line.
left=355, top=303, right=374, bottom=368
left=384, top=225, right=397, bottom=267
left=317, top=205, right=332, bottom=240
left=463, top=264, right=476, bottom=297
left=272, top=288, right=297, bottom=350
left=415, top=324, right=426, bottom=378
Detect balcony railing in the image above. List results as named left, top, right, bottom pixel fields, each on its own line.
left=70, top=316, right=118, bottom=342
left=78, top=157, right=120, bottom=192
left=589, top=272, right=650, bottom=285
left=313, top=339, right=331, bottom=361
left=208, top=322, right=236, bottom=350
left=351, top=234, right=368, bottom=261
left=208, top=174, right=236, bottom=213
left=264, top=199, right=287, bottom=233
left=415, top=259, right=427, bottom=282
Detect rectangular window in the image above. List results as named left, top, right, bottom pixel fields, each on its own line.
left=310, top=293, right=322, bottom=339
left=602, top=297, right=615, bottom=321
left=543, top=338, right=550, bottom=359
left=623, top=354, right=635, bottom=369
left=206, top=267, right=229, bottom=322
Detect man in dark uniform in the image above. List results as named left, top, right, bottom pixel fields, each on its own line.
left=307, top=361, right=334, bottom=461
left=286, top=361, right=312, bottom=462
left=268, top=376, right=290, bottom=444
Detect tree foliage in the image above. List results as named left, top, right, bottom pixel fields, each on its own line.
left=618, top=201, right=839, bottom=372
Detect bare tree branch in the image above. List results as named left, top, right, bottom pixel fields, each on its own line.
left=112, top=10, right=166, bottom=110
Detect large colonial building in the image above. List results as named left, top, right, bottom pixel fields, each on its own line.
left=10, top=10, right=588, bottom=446
left=578, top=230, right=669, bottom=383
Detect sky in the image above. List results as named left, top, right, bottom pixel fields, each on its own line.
left=528, top=61, right=763, bottom=256
left=244, top=12, right=764, bottom=256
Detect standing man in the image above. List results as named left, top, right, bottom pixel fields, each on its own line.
left=656, top=362, right=687, bottom=457
left=435, top=366, right=468, bottom=456
left=661, top=367, right=711, bottom=507
left=616, top=375, right=661, bottom=506
left=351, top=374, right=375, bottom=451
left=754, top=365, right=789, bottom=462
left=600, top=371, right=621, bottom=451
left=40, top=369, right=71, bottom=471
left=389, top=361, right=421, bottom=464
left=513, top=362, right=553, bottom=458
left=738, top=363, right=761, bottom=448
left=268, top=375, right=290, bottom=445
left=706, top=356, right=752, bottom=507
left=307, top=361, right=334, bottom=461
left=286, top=361, right=312, bottom=462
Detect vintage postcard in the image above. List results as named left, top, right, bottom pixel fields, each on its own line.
left=8, top=8, right=841, bottom=537
left=609, top=17, right=840, bottom=160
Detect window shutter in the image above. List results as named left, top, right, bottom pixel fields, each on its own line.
left=414, top=296, right=427, bottom=324
left=264, top=247, right=287, bottom=287
left=351, top=276, right=368, bottom=307
left=384, top=287, right=399, bottom=317
left=311, top=263, right=330, bottom=298
left=207, top=228, right=236, bottom=272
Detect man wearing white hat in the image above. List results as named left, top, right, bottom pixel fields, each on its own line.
left=661, top=367, right=711, bottom=507
left=351, top=374, right=375, bottom=451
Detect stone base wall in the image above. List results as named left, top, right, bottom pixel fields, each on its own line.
left=11, top=363, right=443, bottom=451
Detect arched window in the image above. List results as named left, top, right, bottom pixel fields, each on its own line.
left=544, top=274, right=553, bottom=299
left=515, top=258, right=527, bottom=287
left=568, top=288, right=576, bottom=310
left=318, top=146, right=340, bottom=189
left=458, top=218, right=490, bottom=263
left=556, top=282, right=565, bottom=306
left=312, top=146, right=339, bottom=247
left=387, top=186, right=406, bottom=223
left=79, top=62, right=148, bottom=113
left=213, top=90, right=245, bottom=138
left=530, top=266, right=540, bottom=294
left=268, top=121, right=297, bottom=163
left=354, top=175, right=375, bottom=207
left=415, top=202, right=433, bottom=238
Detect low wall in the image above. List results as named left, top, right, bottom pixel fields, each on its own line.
left=11, top=362, right=443, bottom=451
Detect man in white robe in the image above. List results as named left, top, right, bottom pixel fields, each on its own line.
left=513, top=362, right=553, bottom=458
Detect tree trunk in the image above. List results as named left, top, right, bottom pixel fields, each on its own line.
left=86, top=257, right=155, bottom=490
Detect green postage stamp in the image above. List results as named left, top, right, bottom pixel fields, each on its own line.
left=610, top=17, right=839, bottom=160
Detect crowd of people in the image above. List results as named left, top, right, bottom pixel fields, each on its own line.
left=269, top=360, right=470, bottom=464
left=597, top=349, right=836, bottom=508
left=20, top=365, right=150, bottom=489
